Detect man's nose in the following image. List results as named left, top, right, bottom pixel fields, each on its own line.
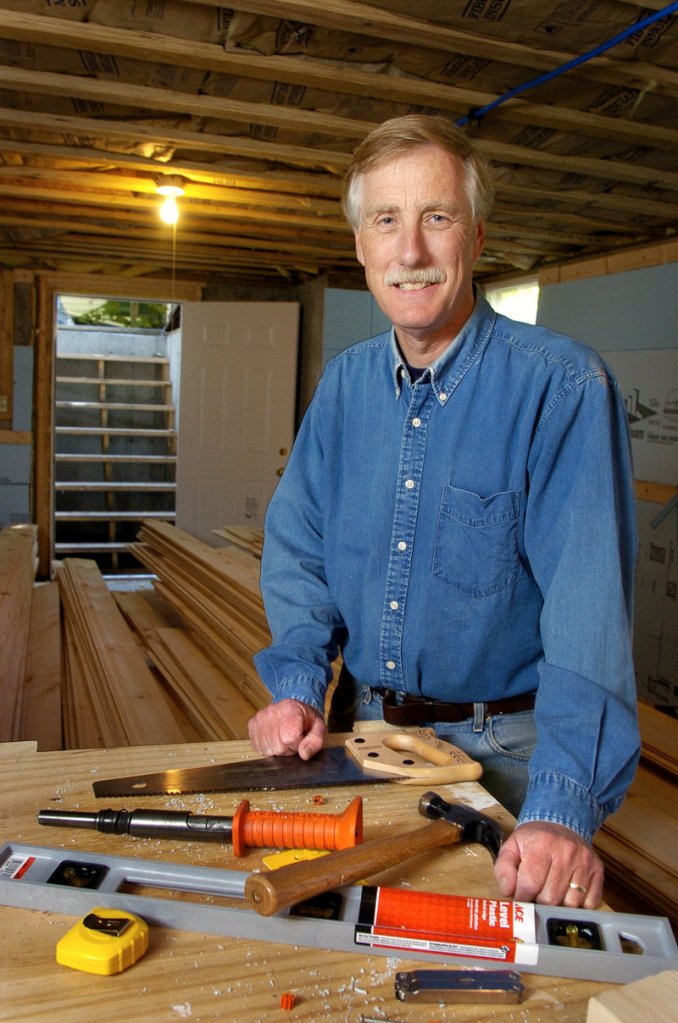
left=396, top=222, right=429, bottom=265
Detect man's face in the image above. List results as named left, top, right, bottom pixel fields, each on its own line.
left=354, top=144, right=485, bottom=362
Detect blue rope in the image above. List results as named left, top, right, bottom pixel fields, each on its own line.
left=456, top=1, right=678, bottom=127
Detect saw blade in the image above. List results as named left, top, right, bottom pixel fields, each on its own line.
left=93, top=747, right=390, bottom=798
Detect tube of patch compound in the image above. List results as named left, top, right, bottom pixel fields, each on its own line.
left=355, top=888, right=538, bottom=965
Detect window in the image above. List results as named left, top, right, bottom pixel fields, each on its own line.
left=58, top=296, right=172, bottom=330
left=484, top=279, right=539, bottom=325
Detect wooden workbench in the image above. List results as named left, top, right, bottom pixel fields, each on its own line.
left=0, top=738, right=614, bottom=1023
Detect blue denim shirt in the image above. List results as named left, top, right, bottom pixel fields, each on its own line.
left=254, top=293, right=640, bottom=840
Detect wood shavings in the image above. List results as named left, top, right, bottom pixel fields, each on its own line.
left=170, top=1004, right=193, bottom=1018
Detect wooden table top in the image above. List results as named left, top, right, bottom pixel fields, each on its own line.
left=0, top=738, right=614, bottom=1023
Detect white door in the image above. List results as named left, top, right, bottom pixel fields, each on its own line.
left=176, top=301, right=299, bottom=543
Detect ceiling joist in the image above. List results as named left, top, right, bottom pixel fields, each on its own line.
left=0, top=0, right=676, bottom=286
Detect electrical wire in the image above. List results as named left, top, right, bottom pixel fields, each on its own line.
left=456, top=1, right=678, bottom=128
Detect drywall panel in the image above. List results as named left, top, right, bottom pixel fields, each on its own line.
left=12, top=346, right=32, bottom=433
left=604, top=349, right=678, bottom=486
left=323, top=289, right=390, bottom=364
left=537, top=262, right=678, bottom=353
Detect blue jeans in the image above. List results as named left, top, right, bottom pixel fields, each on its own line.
left=343, top=684, right=536, bottom=819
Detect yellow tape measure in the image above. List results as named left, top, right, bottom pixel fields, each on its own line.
left=56, top=907, right=149, bottom=975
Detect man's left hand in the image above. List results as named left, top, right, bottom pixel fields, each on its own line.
left=494, top=821, right=604, bottom=908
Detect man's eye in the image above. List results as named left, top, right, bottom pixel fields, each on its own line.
left=376, top=216, right=396, bottom=227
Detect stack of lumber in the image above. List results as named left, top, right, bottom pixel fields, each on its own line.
left=57, top=558, right=187, bottom=749
left=112, top=586, right=264, bottom=742
left=595, top=701, right=678, bottom=926
left=56, top=526, right=281, bottom=747
left=0, top=523, right=61, bottom=750
left=1, top=520, right=285, bottom=750
left=0, top=524, right=38, bottom=741
left=637, top=700, right=678, bottom=776
left=212, top=526, right=263, bottom=560
left=130, top=521, right=342, bottom=725
left=17, top=578, right=62, bottom=752
left=129, top=520, right=272, bottom=715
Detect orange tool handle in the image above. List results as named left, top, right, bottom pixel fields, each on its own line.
left=231, top=796, right=363, bottom=856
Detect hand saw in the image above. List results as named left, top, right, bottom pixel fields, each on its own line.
left=93, top=729, right=482, bottom=798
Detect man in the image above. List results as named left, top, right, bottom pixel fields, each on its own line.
left=248, top=115, right=639, bottom=909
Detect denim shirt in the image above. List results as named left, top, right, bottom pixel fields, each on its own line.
left=254, top=293, right=640, bottom=840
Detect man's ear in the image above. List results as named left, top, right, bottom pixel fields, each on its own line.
left=355, top=232, right=366, bottom=267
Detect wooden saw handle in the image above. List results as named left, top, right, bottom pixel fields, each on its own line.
left=345, top=729, right=483, bottom=784
left=244, top=816, right=462, bottom=916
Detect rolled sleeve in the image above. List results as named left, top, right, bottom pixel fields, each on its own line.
left=518, top=667, right=640, bottom=840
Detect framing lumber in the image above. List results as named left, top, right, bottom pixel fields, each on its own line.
left=602, top=765, right=677, bottom=879
left=2, top=11, right=676, bottom=150
left=604, top=701, right=678, bottom=923
left=638, top=701, right=678, bottom=778
left=213, top=527, right=264, bottom=560
left=113, top=589, right=182, bottom=643
left=131, top=521, right=346, bottom=725
left=61, top=613, right=108, bottom=751
left=0, top=525, right=37, bottom=742
left=149, top=628, right=260, bottom=741
left=188, top=0, right=678, bottom=97
left=130, top=521, right=274, bottom=710
left=56, top=558, right=186, bottom=748
left=16, top=581, right=62, bottom=751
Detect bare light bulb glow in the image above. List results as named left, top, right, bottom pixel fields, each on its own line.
left=156, top=180, right=184, bottom=225
left=159, top=195, right=179, bottom=224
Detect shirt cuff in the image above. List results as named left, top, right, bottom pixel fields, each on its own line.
left=516, top=769, right=618, bottom=842
left=269, top=675, right=328, bottom=719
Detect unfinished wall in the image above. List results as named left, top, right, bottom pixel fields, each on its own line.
left=0, top=273, right=33, bottom=529
left=0, top=270, right=329, bottom=570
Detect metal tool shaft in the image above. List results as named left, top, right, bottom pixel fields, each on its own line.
left=38, top=797, right=363, bottom=855
left=38, top=808, right=234, bottom=842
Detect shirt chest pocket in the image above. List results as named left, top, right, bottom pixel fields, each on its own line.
left=433, top=486, right=523, bottom=598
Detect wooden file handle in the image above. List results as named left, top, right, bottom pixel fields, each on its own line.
left=244, top=816, right=462, bottom=916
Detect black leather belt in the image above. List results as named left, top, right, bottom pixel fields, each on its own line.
left=379, top=689, right=536, bottom=726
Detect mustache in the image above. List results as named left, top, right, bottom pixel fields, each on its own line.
left=383, top=268, right=447, bottom=286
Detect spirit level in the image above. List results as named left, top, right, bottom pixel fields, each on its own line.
left=1, top=842, right=676, bottom=984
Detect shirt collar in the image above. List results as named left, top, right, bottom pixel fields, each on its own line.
left=390, top=290, right=494, bottom=403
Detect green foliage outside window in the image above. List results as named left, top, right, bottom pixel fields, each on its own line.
left=60, top=296, right=171, bottom=329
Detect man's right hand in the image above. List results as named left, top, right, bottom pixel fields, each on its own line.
left=247, top=699, right=327, bottom=760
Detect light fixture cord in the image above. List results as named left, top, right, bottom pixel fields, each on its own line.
left=171, top=219, right=177, bottom=306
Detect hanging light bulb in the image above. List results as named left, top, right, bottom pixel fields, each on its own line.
left=159, top=192, right=179, bottom=224
left=156, top=177, right=185, bottom=225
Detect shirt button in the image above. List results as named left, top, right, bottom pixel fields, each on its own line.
left=439, top=392, right=447, bottom=402
left=397, top=541, right=407, bottom=551
left=389, top=600, right=399, bottom=610
left=386, top=660, right=396, bottom=670
left=405, top=479, right=415, bottom=490
left=412, top=417, right=421, bottom=428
